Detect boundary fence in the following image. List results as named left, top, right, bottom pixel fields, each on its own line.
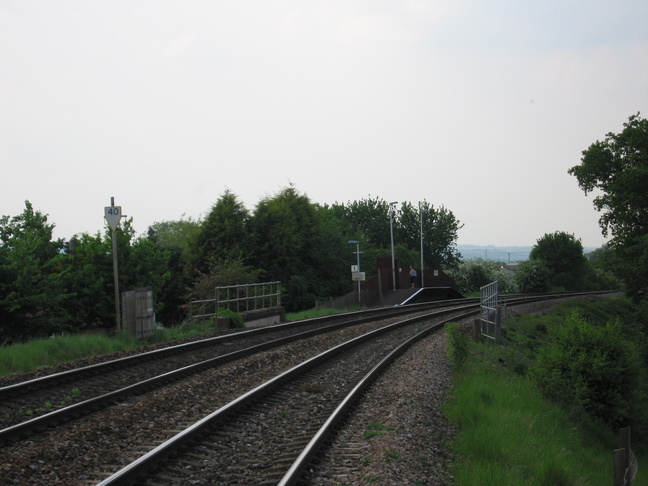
left=190, top=281, right=281, bottom=319
left=480, top=281, right=505, bottom=341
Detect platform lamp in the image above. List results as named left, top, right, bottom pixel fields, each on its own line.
left=419, top=201, right=424, bottom=288
left=389, top=202, right=398, bottom=289
left=348, top=240, right=361, bottom=303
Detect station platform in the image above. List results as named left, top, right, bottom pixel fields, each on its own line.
left=382, top=287, right=463, bottom=306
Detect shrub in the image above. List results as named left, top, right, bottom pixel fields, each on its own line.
left=531, top=312, right=641, bottom=427
left=446, top=322, right=469, bottom=371
left=218, top=308, right=244, bottom=328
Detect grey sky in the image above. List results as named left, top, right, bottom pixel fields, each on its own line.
left=2, top=1, right=647, bottom=248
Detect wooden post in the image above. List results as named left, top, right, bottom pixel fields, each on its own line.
left=473, top=318, right=481, bottom=340
left=614, top=448, right=625, bottom=486
left=495, top=306, right=502, bottom=342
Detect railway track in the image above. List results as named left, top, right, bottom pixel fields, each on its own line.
left=0, top=292, right=612, bottom=485
left=95, top=306, right=466, bottom=485
left=0, top=300, right=471, bottom=442
left=0, top=300, right=479, bottom=485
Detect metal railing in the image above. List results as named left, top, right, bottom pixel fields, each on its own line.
left=480, top=281, right=505, bottom=341
left=190, top=281, right=281, bottom=319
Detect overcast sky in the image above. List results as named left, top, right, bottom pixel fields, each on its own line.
left=1, top=1, right=646, bottom=248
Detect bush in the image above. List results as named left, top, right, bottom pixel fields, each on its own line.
left=531, top=312, right=642, bottom=427
left=446, top=322, right=469, bottom=371
left=218, top=308, right=244, bottom=328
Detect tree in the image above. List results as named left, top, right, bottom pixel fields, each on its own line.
left=0, top=201, right=69, bottom=341
left=515, top=259, right=550, bottom=293
left=189, top=190, right=250, bottom=273
left=59, top=221, right=171, bottom=331
left=334, top=197, right=392, bottom=248
left=529, top=231, right=587, bottom=291
left=568, top=113, right=648, bottom=243
left=332, top=198, right=462, bottom=271
left=569, top=113, right=648, bottom=299
left=147, top=217, right=201, bottom=325
left=59, top=232, right=113, bottom=330
left=248, top=186, right=322, bottom=311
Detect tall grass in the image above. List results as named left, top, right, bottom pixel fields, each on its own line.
left=443, top=297, right=645, bottom=486
left=0, top=320, right=224, bottom=377
left=0, top=308, right=354, bottom=377
left=444, top=363, right=611, bottom=485
left=0, top=333, right=141, bottom=377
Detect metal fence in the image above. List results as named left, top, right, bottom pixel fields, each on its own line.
left=190, top=281, right=281, bottom=319
left=480, top=281, right=505, bottom=341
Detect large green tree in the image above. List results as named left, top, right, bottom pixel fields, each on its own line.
left=147, top=217, right=201, bottom=324
left=333, top=197, right=393, bottom=249
left=568, top=113, right=648, bottom=300
left=248, top=187, right=324, bottom=311
left=529, top=231, right=587, bottom=291
left=397, top=201, right=462, bottom=269
left=330, top=198, right=462, bottom=271
left=0, top=201, right=69, bottom=341
left=189, top=190, right=250, bottom=273
left=62, top=221, right=171, bottom=330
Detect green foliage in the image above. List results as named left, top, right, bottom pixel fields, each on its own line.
left=332, top=197, right=462, bottom=270
left=568, top=113, right=648, bottom=243
left=444, top=297, right=648, bottom=484
left=2, top=187, right=466, bottom=340
left=0, top=332, right=141, bottom=376
left=218, top=307, right=244, bottom=328
left=189, top=190, right=250, bottom=273
left=248, top=187, right=324, bottom=312
left=0, top=201, right=70, bottom=341
left=529, top=231, right=587, bottom=291
left=569, top=113, right=648, bottom=300
left=147, top=216, right=200, bottom=325
left=187, top=259, right=261, bottom=303
left=515, top=259, right=550, bottom=293
left=446, top=322, right=470, bottom=370
left=447, top=259, right=518, bottom=295
left=445, top=364, right=611, bottom=485
left=531, top=312, right=642, bottom=428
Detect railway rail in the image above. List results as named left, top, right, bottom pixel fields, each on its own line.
left=0, top=291, right=613, bottom=485
left=0, top=299, right=474, bottom=441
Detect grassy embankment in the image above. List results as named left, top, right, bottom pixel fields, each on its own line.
left=0, top=307, right=350, bottom=377
left=444, top=297, right=646, bottom=486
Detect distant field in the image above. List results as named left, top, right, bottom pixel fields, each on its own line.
left=455, top=245, right=532, bottom=262
left=455, top=244, right=598, bottom=263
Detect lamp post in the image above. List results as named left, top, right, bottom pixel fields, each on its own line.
left=419, top=201, right=424, bottom=288
left=348, top=240, right=361, bottom=303
left=389, top=201, right=397, bottom=289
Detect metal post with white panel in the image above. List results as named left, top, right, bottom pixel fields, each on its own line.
left=104, top=197, right=124, bottom=334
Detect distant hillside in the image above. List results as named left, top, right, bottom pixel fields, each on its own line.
left=455, top=244, right=597, bottom=263
left=455, top=245, right=531, bottom=263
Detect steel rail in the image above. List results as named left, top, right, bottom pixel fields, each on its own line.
left=93, top=291, right=613, bottom=485
left=277, top=310, right=472, bottom=485
left=0, top=302, right=475, bottom=447
left=0, top=299, right=468, bottom=401
left=94, top=306, right=475, bottom=486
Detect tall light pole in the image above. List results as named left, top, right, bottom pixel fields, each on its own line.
left=348, top=240, right=361, bottom=303
left=389, top=201, right=397, bottom=289
left=419, top=201, right=424, bottom=288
